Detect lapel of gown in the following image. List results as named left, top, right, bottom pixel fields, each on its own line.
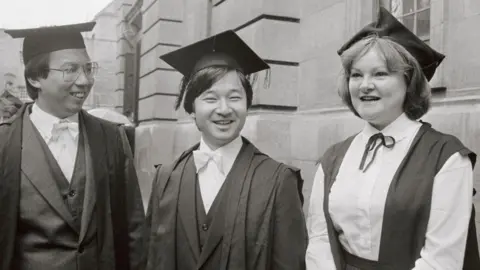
left=78, top=111, right=107, bottom=244
left=177, top=154, right=202, bottom=261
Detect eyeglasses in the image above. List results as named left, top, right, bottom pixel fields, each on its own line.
left=47, top=62, right=99, bottom=82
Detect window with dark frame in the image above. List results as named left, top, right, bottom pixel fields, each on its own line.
left=378, top=0, right=431, bottom=43
left=123, top=0, right=143, bottom=126
left=376, top=0, right=445, bottom=92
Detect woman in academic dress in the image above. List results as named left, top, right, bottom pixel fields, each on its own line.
left=305, top=8, right=480, bottom=270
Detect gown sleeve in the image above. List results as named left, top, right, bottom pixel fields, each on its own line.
left=271, top=166, right=308, bottom=270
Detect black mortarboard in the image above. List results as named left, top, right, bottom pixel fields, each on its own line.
left=337, top=7, right=444, bottom=81
left=160, top=30, right=270, bottom=76
left=4, top=22, right=96, bottom=64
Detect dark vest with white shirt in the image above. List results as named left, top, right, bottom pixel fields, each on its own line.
left=195, top=169, right=230, bottom=252
left=175, top=152, right=237, bottom=270
left=43, top=124, right=87, bottom=230
left=320, top=123, right=479, bottom=270
left=13, top=112, right=98, bottom=270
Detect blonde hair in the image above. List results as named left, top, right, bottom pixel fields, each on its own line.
left=338, top=35, right=431, bottom=120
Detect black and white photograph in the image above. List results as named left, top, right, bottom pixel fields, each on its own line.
left=1, top=0, right=479, bottom=269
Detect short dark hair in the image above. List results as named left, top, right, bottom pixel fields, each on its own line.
left=338, top=35, right=431, bottom=120
left=176, top=66, right=253, bottom=114
left=24, top=52, right=51, bottom=100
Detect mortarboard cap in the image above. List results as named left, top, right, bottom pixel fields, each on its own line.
left=4, top=21, right=96, bottom=64
left=160, top=30, right=270, bottom=76
left=337, top=7, right=444, bottom=81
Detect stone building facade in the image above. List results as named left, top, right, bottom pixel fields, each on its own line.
left=83, top=1, right=121, bottom=110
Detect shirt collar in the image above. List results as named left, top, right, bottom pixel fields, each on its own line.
left=361, top=113, right=421, bottom=142
left=30, top=103, right=79, bottom=141
left=198, top=136, right=243, bottom=175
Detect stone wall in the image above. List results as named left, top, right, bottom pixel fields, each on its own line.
left=127, top=0, right=184, bottom=204
left=83, top=0, right=121, bottom=110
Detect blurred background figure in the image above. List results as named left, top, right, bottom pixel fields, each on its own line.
left=0, top=72, right=23, bottom=122
left=88, top=107, right=133, bottom=126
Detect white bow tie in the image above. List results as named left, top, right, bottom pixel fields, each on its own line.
left=193, top=150, right=224, bottom=174
left=50, top=120, right=79, bottom=142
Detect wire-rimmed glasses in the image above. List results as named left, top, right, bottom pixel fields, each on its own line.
left=47, top=62, right=99, bottom=82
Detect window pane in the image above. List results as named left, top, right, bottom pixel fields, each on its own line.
left=417, top=0, right=430, bottom=9
left=403, top=14, right=415, bottom=33
left=417, top=9, right=430, bottom=37
left=390, top=0, right=403, bottom=17
left=402, top=0, right=415, bottom=14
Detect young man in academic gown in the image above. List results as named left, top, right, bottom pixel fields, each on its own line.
left=144, top=30, right=307, bottom=270
left=0, top=22, right=145, bottom=270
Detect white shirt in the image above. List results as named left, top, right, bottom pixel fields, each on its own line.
left=306, top=114, right=473, bottom=270
left=30, top=103, right=80, bottom=182
left=193, top=136, right=243, bottom=213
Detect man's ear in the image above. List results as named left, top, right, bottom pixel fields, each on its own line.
left=27, top=77, right=41, bottom=88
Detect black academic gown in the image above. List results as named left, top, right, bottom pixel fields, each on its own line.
left=145, top=138, right=307, bottom=270
left=0, top=104, right=145, bottom=270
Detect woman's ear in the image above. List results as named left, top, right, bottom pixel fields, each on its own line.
left=27, top=77, right=42, bottom=88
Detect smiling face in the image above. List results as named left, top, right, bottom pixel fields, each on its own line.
left=348, top=47, right=407, bottom=130
left=192, top=70, right=248, bottom=150
left=28, top=48, right=94, bottom=118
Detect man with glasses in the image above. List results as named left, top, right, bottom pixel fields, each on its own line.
left=0, top=22, right=145, bottom=270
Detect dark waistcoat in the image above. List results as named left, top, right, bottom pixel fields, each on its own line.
left=175, top=155, right=232, bottom=270
left=195, top=169, right=231, bottom=266
left=14, top=114, right=98, bottom=270
left=320, top=123, right=480, bottom=270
